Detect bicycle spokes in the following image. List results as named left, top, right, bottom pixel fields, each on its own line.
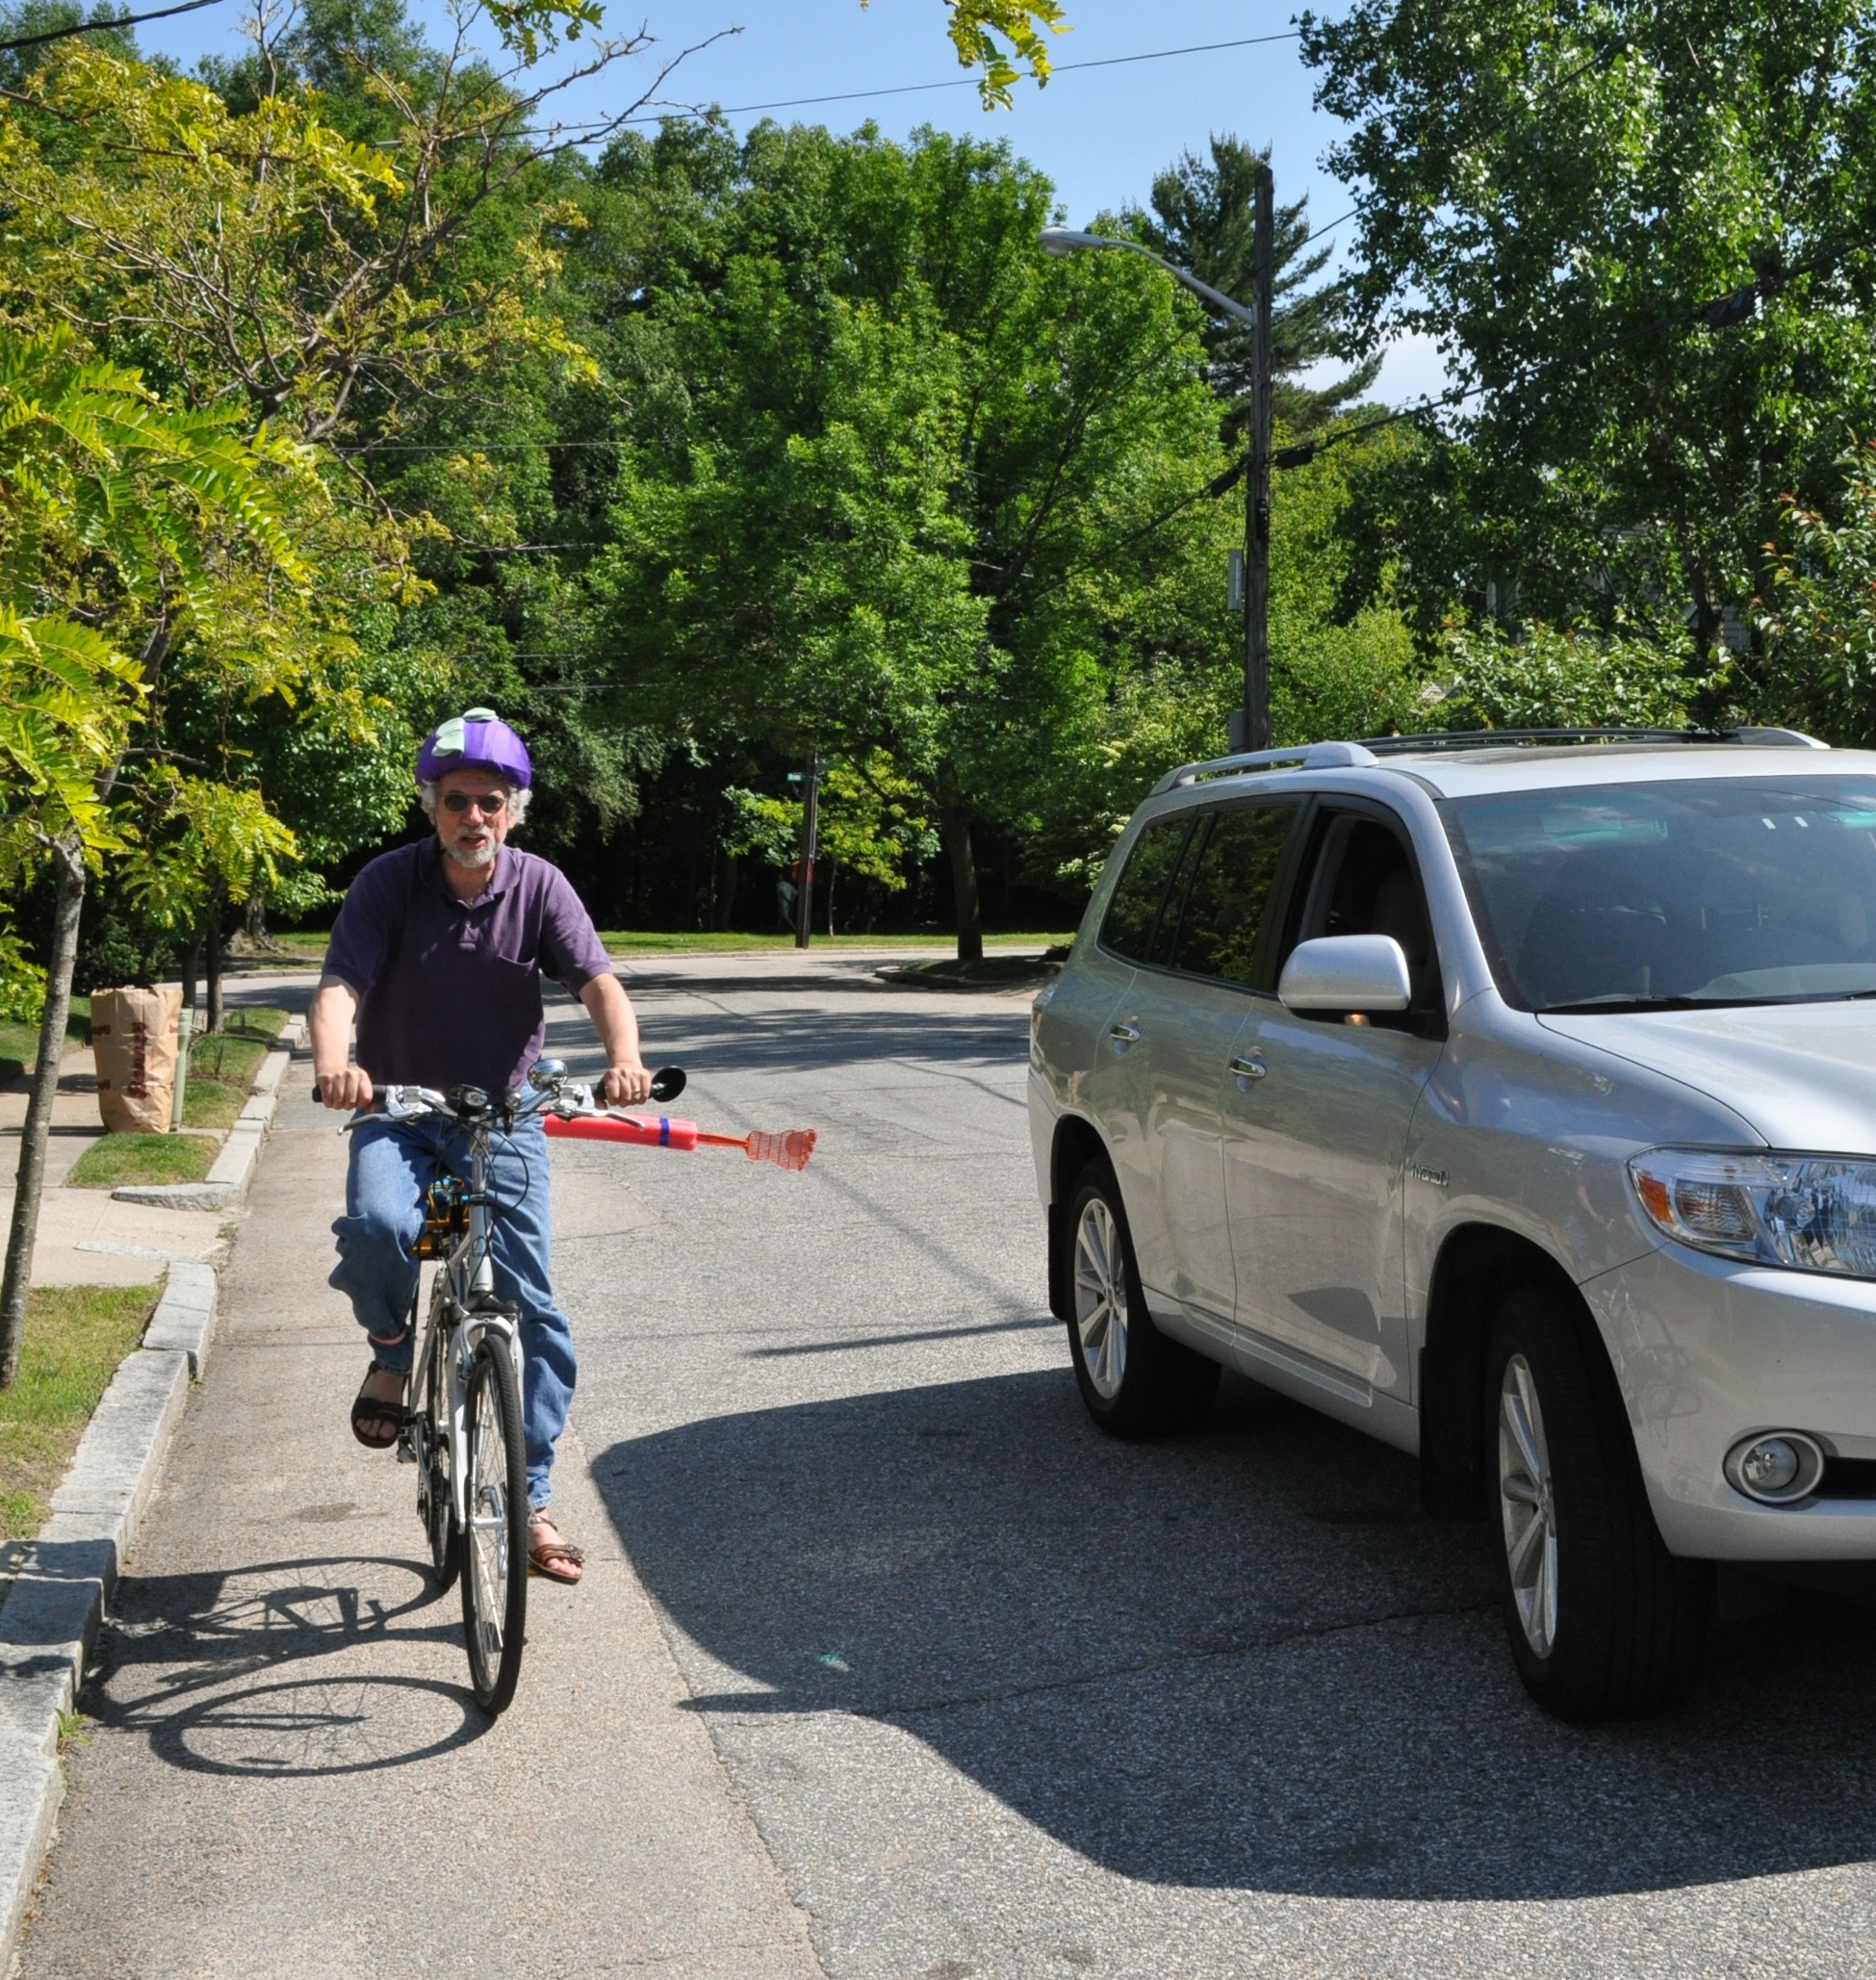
left=460, top=1336, right=527, bottom=1713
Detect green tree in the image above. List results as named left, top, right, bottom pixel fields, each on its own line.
left=573, top=122, right=1245, bottom=956
left=1299, top=0, right=1876, bottom=663
left=1436, top=620, right=1706, bottom=732
left=726, top=754, right=935, bottom=933
left=1755, top=444, right=1876, bottom=745
left=0, top=326, right=321, bottom=1385
left=934, top=0, right=1067, bottom=107
left=1130, top=134, right=1380, bottom=435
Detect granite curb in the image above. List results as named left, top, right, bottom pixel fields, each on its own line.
left=0, top=1012, right=306, bottom=1967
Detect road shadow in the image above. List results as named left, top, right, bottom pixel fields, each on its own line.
left=543, top=994, right=1027, bottom=1081
left=80, top=1553, right=493, bottom=1775
left=594, top=1369, right=1876, bottom=1901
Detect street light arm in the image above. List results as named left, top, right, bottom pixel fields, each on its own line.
left=1037, top=227, right=1259, bottom=330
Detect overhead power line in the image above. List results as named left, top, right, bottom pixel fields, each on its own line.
left=623, top=31, right=1302, bottom=123
left=0, top=0, right=223, bottom=56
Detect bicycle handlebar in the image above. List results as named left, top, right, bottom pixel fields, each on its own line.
left=312, top=1064, right=686, bottom=1120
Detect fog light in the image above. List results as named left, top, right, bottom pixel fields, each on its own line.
left=1724, top=1431, right=1825, bottom=1505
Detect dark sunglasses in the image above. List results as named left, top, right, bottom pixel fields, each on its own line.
left=442, top=790, right=507, bottom=815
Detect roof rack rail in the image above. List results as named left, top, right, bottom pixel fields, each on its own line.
left=1354, top=725, right=1829, bottom=755
left=1151, top=740, right=1378, bottom=795
left=1150, top=726, right=1830, bottom=795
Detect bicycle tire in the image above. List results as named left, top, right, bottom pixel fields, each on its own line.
left=460, top=1329, right=528, bottom=1713
left=419, top=1289, right=460, bottom=1591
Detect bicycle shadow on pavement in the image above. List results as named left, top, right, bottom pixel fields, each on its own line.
left=79, top=1552, right=496, bottom=1776
left=593, top=1367, right=1876, bottom=1903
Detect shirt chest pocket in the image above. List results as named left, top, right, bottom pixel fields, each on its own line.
left=410, top=924, right=538, bottom=973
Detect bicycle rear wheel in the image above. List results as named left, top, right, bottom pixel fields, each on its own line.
left=460, top=1330, right=528, bottom=1713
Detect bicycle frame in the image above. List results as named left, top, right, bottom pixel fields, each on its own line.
left=357, top=1064, right=668, bottom=1540
left=396, top=1106, right=526, bottom=1536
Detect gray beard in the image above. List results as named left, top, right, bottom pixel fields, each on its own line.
left=444, top=834, right=497, bottom=870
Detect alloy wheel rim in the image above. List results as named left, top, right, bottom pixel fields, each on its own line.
left=1072, top=1196, right=1128, bottom=1400
left=1498, top=1352, right=1558, bottom=1658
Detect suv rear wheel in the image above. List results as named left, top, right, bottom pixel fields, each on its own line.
left=1066, top=1166, right=1219, bottom=1436
left=1486, top=1281, right=1709, bottom=1721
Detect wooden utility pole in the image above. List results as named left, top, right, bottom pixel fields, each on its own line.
left=1038, top=216, right=1273, bottom=756
left=793, top=752, right=820, bottom=951
left=1242, top=162, right=1275, bottom=755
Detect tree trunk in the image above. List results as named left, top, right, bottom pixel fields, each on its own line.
left=205, top=887, right=225, bottom=1035
left=937, top=781, right=984, bottom=964
left=826, top=859, right=836, bottom=938
left=243, top=887, right=269, bottom=949
left=180, top=938, right=200, bottom=1023
left=712, top=849, right=739, bottom=932
left=1685, top=548, right=1726, bottom=670
left=0, top=837, right=87, bottom=1388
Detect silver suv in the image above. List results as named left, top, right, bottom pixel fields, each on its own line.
left=1029, top=728, right=1876, bottom=1721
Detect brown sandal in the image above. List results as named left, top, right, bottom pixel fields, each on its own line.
left=528, top=1517, right=584, bottom=1584
left=351, top=1362, right=405, bottom=1450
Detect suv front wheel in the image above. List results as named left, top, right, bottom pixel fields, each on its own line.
left=1487, top=1281, right=1709, bottom=1721
left=1066, top=1166, right=1219, bottom=1436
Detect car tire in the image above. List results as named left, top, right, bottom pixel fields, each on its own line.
left=1486, top=1280, right=1709, bottom=1722
left=1065, top=1164, right=1220, bottom=1437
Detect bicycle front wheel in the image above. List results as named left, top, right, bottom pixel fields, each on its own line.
left=420, top=1306, right=460, bottom=1592
left=460, top=1332, right=528, bottom=1714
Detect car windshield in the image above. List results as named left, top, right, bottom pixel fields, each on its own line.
left=1443, top=775, right=1876, bottom=1013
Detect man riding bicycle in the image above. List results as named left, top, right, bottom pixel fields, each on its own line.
left=310, top=708, right=652, bottom=1584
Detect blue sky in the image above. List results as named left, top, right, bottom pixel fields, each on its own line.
left=133, top=0, right=1447, bottom=402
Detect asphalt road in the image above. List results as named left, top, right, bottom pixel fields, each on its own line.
left=23, top=952, right=1876, bottom=1977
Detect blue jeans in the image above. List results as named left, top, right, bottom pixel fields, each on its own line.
left=329, top=1113, right=573, bottom=1513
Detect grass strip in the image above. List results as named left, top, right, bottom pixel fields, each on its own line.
left=181, top=1079, right=244, bottom=1131
left=218, top=1004, right=288, bottom=1041
left=65, top=1134, right=215, bottom=1190
left=0, top=1282, right=159, bottom=1538
left=0, top=996, right=92, bottom=1076
left=187, top=1031, right=268, bottom=1090
left=177, top=1005, right=287, bottom=1128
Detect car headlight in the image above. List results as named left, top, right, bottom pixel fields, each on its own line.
left=1630, top=1148, right=1876, bottom=1278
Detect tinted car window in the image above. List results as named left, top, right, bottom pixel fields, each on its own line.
left=1445, top=776, right=1876, bottom=1012
left=1162, top=802, right=1300, bottom=984
left=1285, top=810, right=1442, bottom=1019
left=1099, top=816, right=1193, bottom=963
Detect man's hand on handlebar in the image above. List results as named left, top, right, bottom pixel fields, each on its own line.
left=601, top=1062, right=654, bottom=1107
left=317, top=1065, right=375, bottom=1111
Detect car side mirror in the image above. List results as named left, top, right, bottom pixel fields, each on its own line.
left=1277, top=935, right=1412, bottom=1013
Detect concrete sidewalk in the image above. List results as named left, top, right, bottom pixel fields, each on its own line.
left=13, top=1022, right=822, bottom=1978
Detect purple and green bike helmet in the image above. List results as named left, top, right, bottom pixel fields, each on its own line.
left=417, top=707, right=532, bottom=788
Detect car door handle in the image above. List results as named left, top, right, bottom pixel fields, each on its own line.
left=1229, top=1053, right=1268, bottom=1083
left=1109, top=1021, right=1142, bottom=1051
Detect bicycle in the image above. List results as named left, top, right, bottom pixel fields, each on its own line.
left=325, top=1058, right=684, bottom=1713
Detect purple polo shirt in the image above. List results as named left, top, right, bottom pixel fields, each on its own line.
left=322, top=839, right=613, bottom=1093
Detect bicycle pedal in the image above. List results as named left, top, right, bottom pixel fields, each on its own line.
left=395, top=1434, right=418, bottom=1464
